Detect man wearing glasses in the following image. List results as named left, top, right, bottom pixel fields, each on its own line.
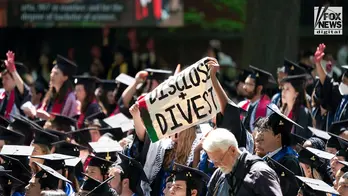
left=203, top=128, right=282, bottom=196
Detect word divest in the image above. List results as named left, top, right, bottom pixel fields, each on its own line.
left=138, top=57, right=221, bottom=142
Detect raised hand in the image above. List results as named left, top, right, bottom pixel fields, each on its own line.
left=206, top=58, right=219, bottom=76
left=314, top=43, right=326, bottom=64
left=135, top=70, right=148, bottom=83
left=129, top=102, right=141, bottom=118
left=5, top=51, right=16, bottom=72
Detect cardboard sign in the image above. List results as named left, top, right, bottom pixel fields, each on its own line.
left=138, top=57, right=221, bottom=142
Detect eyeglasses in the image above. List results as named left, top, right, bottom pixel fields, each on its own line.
left=208, top=147, right=230, bottom=164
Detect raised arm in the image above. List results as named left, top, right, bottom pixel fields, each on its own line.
left=121, top=71, right=147, bottom=108
left=5, top=51, right=25, bottom=95
left=129, top=102, right=146, bottom=141
left=314, top=43, right=327, bottom=85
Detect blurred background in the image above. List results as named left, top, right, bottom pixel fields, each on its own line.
left=0, top=0, right=346, bottom=82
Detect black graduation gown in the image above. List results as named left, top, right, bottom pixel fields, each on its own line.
left=0, top=85, right=31, bottom=117
left=277, top=155, right=303, bottom=196
left=207, top=150, right=282, bottom=196
left=320, top=75, right=348, bottom=123
left=293, top=106, right=313, bottom=139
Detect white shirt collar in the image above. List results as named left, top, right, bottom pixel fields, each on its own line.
left=267, top=147, right=282, bottom=158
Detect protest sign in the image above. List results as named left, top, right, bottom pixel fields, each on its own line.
left=138, top=57, right=221, bottom=142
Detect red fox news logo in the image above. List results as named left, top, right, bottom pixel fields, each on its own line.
left=314, top=6, right=343, bottom=35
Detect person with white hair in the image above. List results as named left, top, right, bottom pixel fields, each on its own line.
left=203, top=128, right=282, bottom=196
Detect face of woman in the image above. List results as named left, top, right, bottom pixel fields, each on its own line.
left=107, top=91, right=115, bottom=105
left=50, top=67, right=67, bottom=89
left=89, top=129, right=101, bottom=142
left=86, top=166, right=103, bottom=182
left=281, top=82, right=298, bottom=105
left=75, top=84, right=87, bottom=102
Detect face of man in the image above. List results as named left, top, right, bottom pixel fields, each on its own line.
left=86, top=166, right=103, bottom=182
left=108, top=167, right=122, bottom=194
left=330, top=155, right=345, bottom=177
left=206, top=146, right=237, bottom=174
left=165, top=180, right=198, bottom=196
left=243, top=77, right=257, bottom=100
left=338, top=176, right=348, bottom=196
left=25, top=176, right=41, bottom=196
left=254, top=130, right=281, bottom=157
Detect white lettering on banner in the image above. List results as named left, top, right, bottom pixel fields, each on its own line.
left=142, top=57, right=221, bottom=141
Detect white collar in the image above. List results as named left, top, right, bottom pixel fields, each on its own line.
left=267, top=147, right=282, bottom=158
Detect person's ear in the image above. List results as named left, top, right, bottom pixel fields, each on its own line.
left=257, top=85, right=263, bottom=94
left=191, top=189, right=198, bottom=196
left=62, top=75, right=68, bottom=82
left=275, top=133, right=282, bottom=143
left=122, top=178, right=129, bottom=188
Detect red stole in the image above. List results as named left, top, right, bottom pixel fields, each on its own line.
left=83, top=156, right=92, bottom=172
left=135, top=0, right=162, bottom=20
left=109, top=105, right=120, bottom=117
left=77, top=100, right=97, bottom=129
left=241, top=95, right=271, bottom=120
left=42, top=90, right=71, bottom=114
left=1, top=90, right=15, bottom=119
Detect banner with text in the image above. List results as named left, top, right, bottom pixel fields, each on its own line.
left=138, top=57, right=221, bottom=142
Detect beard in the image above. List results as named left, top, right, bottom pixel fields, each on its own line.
left=244, top=90, right=256, bottom=100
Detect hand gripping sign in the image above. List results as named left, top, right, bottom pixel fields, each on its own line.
left=138, top=57, right=221, bottom=142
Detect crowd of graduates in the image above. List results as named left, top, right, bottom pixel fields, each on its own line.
left=1, top=38, right=348, bottom=196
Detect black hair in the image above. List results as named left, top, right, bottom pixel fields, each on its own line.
left=254, top=117, right=291, bottom=146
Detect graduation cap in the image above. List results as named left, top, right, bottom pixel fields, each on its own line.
left=0, top=125, right=25, bottom=143
left=280, top=59, right=307, bottom=75
left=305, top=147, right=335, bottom=160
left=52, top=140, right=89, bottom=157
left=31, top=153, right=75, bottom=170
left=0, top=166, right=25, bottom=189
left=280, top=74, right=307, bottom=90
left=298, top=145, right=326, bottom=169
left=74, top=75, right=99, bottom=90
left=34, top=161, right=72, bottom=190
left=33, top=128, right=60, bottom=148
left=144, top=68, right=172, bottom=81
left=8, top=115, right=35, bottom=145
left=265, top=157, right=296, bottom=179
left=328, top=132, right=348, bottom=160
left=0, top=154, right=31, bottom=181
left=326, top=136, right=341, bottom=150
left=0, top=145, right=34, bottom=157
left=328, top=119, right=348, bottom=135
left=100, top=127, right=127, bottom=141
left=267, top=104, right=303, bottom=135
left=248, top=65, right=276, bottom=86
left=34, top=119, right=47, bottom=128
left=80, top=173, right=112, bottom=194
left=103, top=113, right=134, bottom=132
left=87, top=155, right=113, bottom=176
left=296, top=176, right=339, bottom=195
left=308, top=127, right=331, bottom=141
left=298, top=62, right=315, bottom=73
left=99, top=79, right=118, bottom=92
left=53, top=55, right=77, bottom=77
left=290, top=133, right=307, bottom=145
left=45, top=129, right=70, bottom=141
left=89, top=140, right=123, bottom=162
left=65, top=157, right=82, bottom=167
left=50, top=113, right=77, bottom=130
left=166, top=163, right=209, bottom=194
left=0, top=115, right=9, bottom=127
left=236, top=68, right=253, bottom=83
left=0, top=60, right=28, bottom=75
left=34, top=81, right=47, bottom=95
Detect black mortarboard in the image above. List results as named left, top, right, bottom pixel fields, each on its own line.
left=34, top=161, right=72, bottom=190
left=166, top=163, right=208, bottom=195
left=74, top=75, right=99, bottom=89
left=265, top=157, right=296, bottom=179
left=328, top=119, right=348, bottom=135
left=0, top=165, right=25, bottom=190
left=99, top=79, right=118, bottom=92
left=50, top=113, right=77, bottom=130
left=34, top=81, right=47, bottom=95
left=0, top=125, right=25, bottom=143
left=145, top=68, right=172, bottom=81
left=298, top=62, right=315, bottom=73
left=308, top=127, right=331, bottom=141
left=248, top=65, right=276, bottom=87
left=34, top=120, right=46, bottom=128
left=46, top=129, right=70, bottom=141
left=8, top=115, right=35, bottom=145
left=290, top=133, right=307, bottom=145
left=0, top=61, right=28, bottom=75
left=67, top=127, right=93, bottom=145
left=80, top=173, right=112, bottom=194
left=0, top=115, right=9, bottom=127
left=33, top=128, right=60, bottom=148
left=0, top=154, right=31, bottom=183
left=267, top=104, right=303, bottom=135
left=99, top=127, right=127, bottom=141
left=298, top=145, right=326, bottom=169
left=326, top=136, right=341, bottom=150
left=328, top=132, right=348, bottom=160
left=304, top=146, right=335, bottom=160
left=87, top=155, right=113, bottom=176
left=235, top=68, right=253, bottom=84
left=53, top=55, right=77, bottom=77
left=280, top=74, right=307, bottom=90
left=85, top=111, right=108, bottom=128
left=89, top=140, right=122, bottom=162
left=296, top=176, right=339, bottom=195
left=31, top=153, right=75, bottom=170
left=52, top=140, right=89, bottom=157
left=85, top=176, right=114, bottom=196
left=280, top=59, right=307, bottom=75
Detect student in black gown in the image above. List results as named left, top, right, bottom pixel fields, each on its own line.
left=74, top=76, right=102, bottom=129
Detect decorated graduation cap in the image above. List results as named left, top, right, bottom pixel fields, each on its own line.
left=31, top=153, right=75, bottom=170
left=267, top=104, right=304, bottom=145
left=265, top=157, right=297, bottom=182
left=53, top=55, right=77, bottom=77
left=280, top=59, right=307, bottom=75
left=115, top=153, right=149, bottom=195
left=296, top=176, right=339, bottom=196
left=166, top=163, right=209, bottom=196
left=328, top=119, right=348, bottom=135
left=144, top=68, right=172, bottom=81
left=248, top=65, right=276, bottom=87
left=89, top=140, right=122, bottom=162
left=298, top=145, right=326, bottom=169
left=33, top=128, right=60, bottom=149
left=0, top=165, right=25, bottom=194
left=280, top=74, right=307, bottom=91
left=34, top=161, right=72, bottom=190
left=80, top=173, right=113, bottom=195
left=87, top=155, right=113, bottom=176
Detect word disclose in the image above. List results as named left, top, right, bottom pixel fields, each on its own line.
left=138, top=57, right=221, bottom=142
